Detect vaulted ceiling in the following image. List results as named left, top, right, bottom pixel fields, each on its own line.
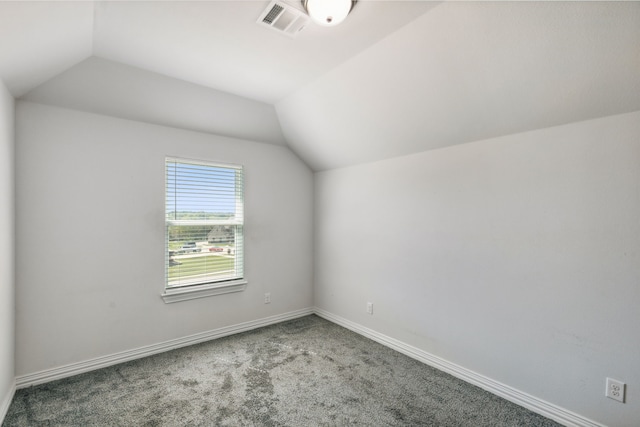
left=0, top=1, right=434, bottom=102
left=1, top=1, right=639, bottom=171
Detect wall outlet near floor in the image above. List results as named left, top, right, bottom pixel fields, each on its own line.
left=264, top=293, right=271, bottom=304
left=366, top=302, right=373, bottom=315
left=606, top=378, right=625, bottom=403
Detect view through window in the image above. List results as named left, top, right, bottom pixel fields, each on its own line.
left=165, top=158, right=244, bottom=288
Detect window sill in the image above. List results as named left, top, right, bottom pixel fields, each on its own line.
left=161, top=279, right=248, bottom=304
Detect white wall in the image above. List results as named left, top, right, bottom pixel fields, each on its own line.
left=0, top=79, right=15, bottom=418
left=15, top=101, right=313, bottom=376
left=314, top=111, right=640, bottom=426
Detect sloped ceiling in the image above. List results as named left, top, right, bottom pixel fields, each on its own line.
left=1, top=1, right=639, bottom=171
left=277, top=1, right=640, bottom=170
left=90, top=0, right=436, bottom=104
left=0, top=1, right=93, bottom=97
left=0, top=0, right=434, bottom=102
left=21, top=57, right=288, bottom=146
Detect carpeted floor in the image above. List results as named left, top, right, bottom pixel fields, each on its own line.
left=3, top=315, right=561, bottom=426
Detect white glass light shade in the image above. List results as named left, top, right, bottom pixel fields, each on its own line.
left=304, top=0, right=353, bottom=27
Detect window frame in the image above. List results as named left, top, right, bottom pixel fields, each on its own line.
left=161, top=157, right=247, bottom=303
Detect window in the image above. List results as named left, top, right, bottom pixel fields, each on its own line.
left=162, top=158, right=246, bottom=303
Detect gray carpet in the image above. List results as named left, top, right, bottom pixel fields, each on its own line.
left=3, top=315, right=560, bottom=426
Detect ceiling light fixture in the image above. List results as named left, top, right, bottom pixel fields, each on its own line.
left=302, top=0, right=356, bottom=27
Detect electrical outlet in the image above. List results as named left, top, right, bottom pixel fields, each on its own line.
left=366, top=302, right=373, bottom=314
left=606, top=378, right=625, bottom=403
left=264, top=293, right=271, bottom=304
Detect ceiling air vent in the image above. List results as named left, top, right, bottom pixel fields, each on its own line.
left=257, top=1, right=309, bottom=38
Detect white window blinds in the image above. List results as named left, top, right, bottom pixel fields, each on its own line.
left=165, top=158, right=244, bottom=288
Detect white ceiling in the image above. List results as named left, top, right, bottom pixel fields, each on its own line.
left=92, top=0, right=436, bottom=104
left=1, top=1, right=639, bottom=171
left=0, top=1, right=93, bottom=97
left=0, top=0, right=435, bottom=102
left=277, top=1, right=640, bottom=170
left=21, top=56, right=288, bottom=145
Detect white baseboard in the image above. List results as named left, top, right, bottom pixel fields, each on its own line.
left=12, top=306, right=604, bottom=427
left=313, top=307, right=605, bottom=427
left=0, top=380, right=16, bottom=425
left=16, top=307, right=313, bottom=389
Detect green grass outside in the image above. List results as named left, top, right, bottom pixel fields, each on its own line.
left=168, top=243, right=232, bottom=251
left=168, top=254, right=235, bottom=280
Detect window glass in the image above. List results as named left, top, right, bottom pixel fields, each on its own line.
left=165, top=158, right=244, bottom=288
